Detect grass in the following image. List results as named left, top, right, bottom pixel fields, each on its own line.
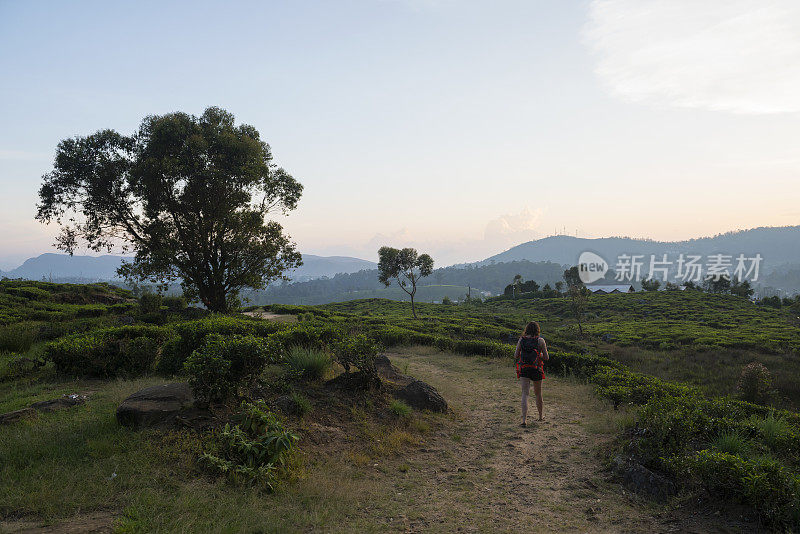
left=0, top=322, right=38, bottom=353
left=713, top=431, right=750, bottom=455
left=752, top=412, right=792, bottom=448
left=389, top=399, right=412, bottom=419
left=290, top=391, right=312, bottom=416
left=285, top=346, right=331, bottom=380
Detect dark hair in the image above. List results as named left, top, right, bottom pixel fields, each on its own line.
left=523, top=321, right=540, bottom=337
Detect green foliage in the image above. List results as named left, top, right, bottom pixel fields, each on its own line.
left=332, top=334, right=380, bottom=376
left=390, top=399, right=412, bottom=418
left=712, top=431, right=750, bottom=455
left=184, top=335, right=270, bottom=404
left=139, top=292, right=163, bottom=314
left=156, top=336, right=186, bottom=375
left=0, top=322, right=38, bottom=352
left=285, top=346, right=331, bottom=380
left=163, top=295, right=188, bottom=312
left=37, top=107, right=303, bottom=313
left=290, top=391, right=312, bottom=416
left=736, top=361, right=773, bottom=403
left=200, top=401, right=299, bottom=489
left=682, top=451, right=800, bottom=529
left=42, top=325, right=170, bottom=377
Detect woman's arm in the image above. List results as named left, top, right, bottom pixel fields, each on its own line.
left=539, top=337, right=549, bottom=361
left=514, top=338, right=521, bottom=361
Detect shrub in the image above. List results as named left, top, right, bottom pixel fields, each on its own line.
left=285, top=346, right=331, bottom=380
left=200, top=401, right=299, bottom=489
left=43, top=325, right=169, bottom=377
left=0, top=322, right=38, bottom=352
left=753, top=413, right=793, bottom=450
left=163, top=295, right=188, bottom=312
left=736, top=361, right=772, bottom=403
left=184, top=335, right=269, bottom=404
left=157, top=336, right=186, bottom=375
left=139, top=292, right=163, bottom=314
left=332, top=334, right=379, bottom=377
left=390, top=399, right=412, bottom=418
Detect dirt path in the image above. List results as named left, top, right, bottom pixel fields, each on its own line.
left=346, top=348, right=744, bottom=533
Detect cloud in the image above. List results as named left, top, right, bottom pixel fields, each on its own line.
left=584, top=0, right=800, bottom=114
left=484, top=207, right=543, bottom=242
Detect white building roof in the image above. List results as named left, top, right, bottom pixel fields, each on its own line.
left=587, top=284, right=635, bottom=293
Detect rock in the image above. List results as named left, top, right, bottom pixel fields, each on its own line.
left=325, top=370, right=382, bottom=391
left=395, top=380, right=448, bottom=413
left=31, top=394, right=87, bottom=412
left=0, top=407, right=36, bottom=425
left=375, top=354, right=410, bottom=383
left=116, top=383, right=194, bottom=429
left=612, top=455, right=676, bottom=501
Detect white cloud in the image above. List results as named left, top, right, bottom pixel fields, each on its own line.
left=584, top=0, right=800, bottom=114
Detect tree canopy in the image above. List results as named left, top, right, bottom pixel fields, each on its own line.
left=36, top=107, right=303, bottom=312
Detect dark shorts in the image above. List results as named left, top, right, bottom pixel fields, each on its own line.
left=520, top=367, right=544, bottom=381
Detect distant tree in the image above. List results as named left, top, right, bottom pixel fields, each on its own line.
left=664, top=281, right=680, bottom=291
left=377, top=247, right=434, bottom=319
left=682, top=280, right=701, bottom=291
left=512, top=274, right=523, bottom=299
left=704, top=276, right=731, bottom=294
left=563, top=266, right=589, bottom=337
left=641, top=278, right=661, bottom=291
left=730, top=279, right=754, bottom=299
left=554, top=281, right=564, bottom=294
left=36, top=107, right=302, bottom=312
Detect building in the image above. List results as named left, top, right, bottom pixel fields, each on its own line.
left=587, top=284, right=635, bottom=294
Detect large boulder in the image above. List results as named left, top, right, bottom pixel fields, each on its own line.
left=116, top=383, right=194, bottom=429
left=396, top=379, right=448, bottom=413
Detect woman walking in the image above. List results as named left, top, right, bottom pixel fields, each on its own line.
left=515, top=321, right=549, bottom=426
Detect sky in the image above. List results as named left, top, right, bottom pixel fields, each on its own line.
left=1, top=0, right=799, bottom=269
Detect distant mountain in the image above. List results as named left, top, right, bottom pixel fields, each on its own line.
left=3, top=253, right=132, bottom=281
left=1, top=253, right=376, bottom=282
left=287, top=255, right=376, bottom=282
left=480, top=226, right=800, bottom=272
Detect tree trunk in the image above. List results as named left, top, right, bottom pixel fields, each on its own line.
left=410, top=293, right=417, bottom=319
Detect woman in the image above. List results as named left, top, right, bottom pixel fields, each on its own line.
left=514, top=321, right=549, bottom=426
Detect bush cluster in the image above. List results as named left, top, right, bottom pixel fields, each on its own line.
left=42, top=325, right=170, bottom=377
left=200, top=401, right=299, bottom=489
left=184, top=335, right=271, bottom=404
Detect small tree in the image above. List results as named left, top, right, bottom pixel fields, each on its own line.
left=378, top=247, right=434, bottom=319
left=563, top=266, right=589, bottom=337
left=641, top=278, right=661, bottom=291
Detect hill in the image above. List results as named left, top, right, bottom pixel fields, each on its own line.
left=1, top=253, right=375, bottom=283
left=481, top=226, right=800, bottom=272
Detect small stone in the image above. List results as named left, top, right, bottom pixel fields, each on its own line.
left=0, top=407, right=36, bottom=425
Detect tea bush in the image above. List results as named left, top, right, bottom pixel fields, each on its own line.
left=42, top=325, right=170, bottom=377
left=139, top=292, right=163, bottom=314
left=737, top=361, right=773, bottom=403
left=184, top=335, right=270, bottom=404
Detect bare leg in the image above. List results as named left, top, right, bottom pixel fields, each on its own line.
left=520, top=377, right=531, bottom=424
left=533, top=379, right=543, bottom=420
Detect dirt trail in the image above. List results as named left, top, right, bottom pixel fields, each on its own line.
left=351, top=348, right=745, bottom=533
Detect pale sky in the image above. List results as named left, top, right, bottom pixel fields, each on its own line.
left=1, top=0, right=799, bottom=269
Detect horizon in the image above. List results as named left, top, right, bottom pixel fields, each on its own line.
left=2, top=223, right=795, bottom=272
left=2, top=1, right=799, bottom=268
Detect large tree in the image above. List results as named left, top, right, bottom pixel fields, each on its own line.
left=36, top=107, right=303, bottom=312
left=563, top=266, right=589, bottom=337
left=377, top=247, right=433, bottom=318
